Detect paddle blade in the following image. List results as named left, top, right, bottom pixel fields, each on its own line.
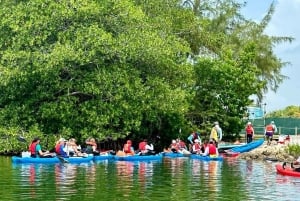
left=57, top=156, right=69, bottom=163
left=17, top=136, right=27, bottom=143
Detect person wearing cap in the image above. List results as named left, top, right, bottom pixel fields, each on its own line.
left=29, top=137, right=54, bottom=158
left=192, top=139, right=202, bottom=154
left=55, top=138, right=68, bottom=158
left=210, top=121, right=222, bottom=147
left=202, top=139, right=219, bottom=157
left=245, top=122, right=255, bottom=143
left=169, top=139, right=179, bottom=153
left=123, top=140, right=134, bottom=155
left=265, top=121, right=277, bottom=145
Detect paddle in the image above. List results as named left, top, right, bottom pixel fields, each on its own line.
left=17, top=135, right=27, bottom=143
left=57, top=155, right=69, bottom=164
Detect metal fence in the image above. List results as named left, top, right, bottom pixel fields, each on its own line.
left=241, top=117, right=300, bottom=135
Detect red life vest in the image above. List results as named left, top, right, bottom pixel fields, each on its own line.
left=171, top=143, right=179, bottom=151
left=124, top=144, right=132, bottom=153
left=246, top=125, right=253, bottom=135
left=266, top=124, right=274, bottom=132
left=178, top=141, right=186, bottom=149
left=55, top=144, right=61, bottom=154
left=29, top=142, right=38, bottom=155
left=193, top=143, right=201, bottom=151
left=208, top=144, right=217, bottom=155
left=139, top=142, right=146, bottom=151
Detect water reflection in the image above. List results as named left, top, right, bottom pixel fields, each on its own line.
left=6, top=157, right=300, bottom=201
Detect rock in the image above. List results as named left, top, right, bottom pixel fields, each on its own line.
left=238, top=141, right=296, bottom=162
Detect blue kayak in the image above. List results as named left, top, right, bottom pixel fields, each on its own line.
left=229, top=139, right=264, bottom=153
left=162, top=152, right=191, bottom=158
left=12, top=156, right=94, bottom=164
left=114, top=154, right=163, bottom=161
left=93, top=154, right=114, bottom=161
left=190, top=154, right=223, bottom=161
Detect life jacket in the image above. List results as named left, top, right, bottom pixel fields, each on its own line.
left=170, top=143, right=179, bottom=151
left=192, top=133, right=199, bottom=141
left=139, top=142, right=146, bottom=151
left=29, top=142, right=38, bottom=155
left=124, top=144, right=132, bottom=153
left=193, top=143, right=201, bottom=151
left=246, top=125, right=253, bottom=135
left=266, top=124, right=274, bottom=132
left=55, top=144, right=61, bottom=154
left=208, top=144, right=217, bottom=155
left=178, top=141, right=186, bottom=149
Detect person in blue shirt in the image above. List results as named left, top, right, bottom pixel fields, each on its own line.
left=55, top=138, right=69, bottom=158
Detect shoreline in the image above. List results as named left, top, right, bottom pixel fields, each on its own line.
left=238, top=136, right=300, bottom=162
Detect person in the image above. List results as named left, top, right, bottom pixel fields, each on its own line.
left=29, top=137, right=54, bottom=158
left=66, top=138, right=85, bottom=157
left=210, top=122, right=222, bottom=147
left=123, top=140, right=135, bottom=155
left=85, top=137, right=99, bottom=155
left=192, top=139, right=202, bottom=154
left=245, top=122, right=255, bottom=143
left=170, top=139, right=179, bottom=153
left=202, top=140, right=219, bottom=157
left=55, top=138, right=68, bottom=158
left=187, top=131, right=201, bottom=151
left=265, top=121, right=277, bottom=145
left=138, top=139, right=154, bottom=155
left=177, top=139, right=191, bottom=154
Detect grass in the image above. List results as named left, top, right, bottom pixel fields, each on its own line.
left=285, top=144, right=300, bottom=157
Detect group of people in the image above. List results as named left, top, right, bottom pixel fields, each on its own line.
left=118, top=139, right=155, bottom=156
left=245, top=120, right=278, bottom=145
left=28, top=137, right=100, bottom=158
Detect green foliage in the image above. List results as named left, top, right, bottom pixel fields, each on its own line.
left=285, top=144, right=300, bottom=158
left=267, top=106, right=300, bottom=118
left=0, top=0, right=193, bottom=152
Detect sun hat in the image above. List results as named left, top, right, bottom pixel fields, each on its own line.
left=247, top=122, right=251, bottom=125
left=59, top=138, right=67, bottom=142
left=195, top=139, right=199, bottom=143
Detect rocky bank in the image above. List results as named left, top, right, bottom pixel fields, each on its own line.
left=238, top=140, right=296, bottom=162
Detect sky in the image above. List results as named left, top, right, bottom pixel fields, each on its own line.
left=239, top=0, right=300, bottom=113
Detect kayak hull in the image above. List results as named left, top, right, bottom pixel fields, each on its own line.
left=114, top=154, right=163, bottom=161
left=12, top=156, right=94, bottom=164
left=93, top=155, right=114, bottom=161
left=229, top=139, right=264, bottom=153
left=190, top=154, right=223, bottom=161
left=276, top=164, right=300, bottom=177
left=163, top=152, right=191, bottom=158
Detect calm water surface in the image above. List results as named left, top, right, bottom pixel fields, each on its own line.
left=0, top=156, right=299, bottom=201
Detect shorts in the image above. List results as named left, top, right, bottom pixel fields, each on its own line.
left=265, top=132, right=273, bottom=137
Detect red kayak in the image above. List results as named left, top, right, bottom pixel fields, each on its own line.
left=221, top=151, right=239, bottom=157
left=276, top=164, right=300, bottom=177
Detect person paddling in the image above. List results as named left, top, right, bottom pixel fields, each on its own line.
left=202, top=139, right=219, bottom=157
left=29, top=137, right=54, bottom=158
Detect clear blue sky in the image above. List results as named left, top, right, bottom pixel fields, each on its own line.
left=239, top=0, right=300, bottom=113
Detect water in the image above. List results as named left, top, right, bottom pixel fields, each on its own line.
left=1, top=156, right=300, bottom=201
